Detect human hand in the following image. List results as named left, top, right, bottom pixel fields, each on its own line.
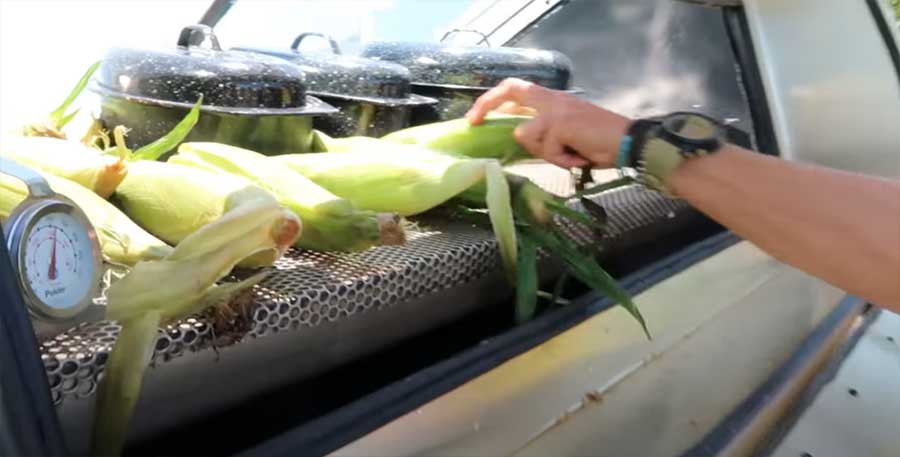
left=465, top=78, right=631, bottom=169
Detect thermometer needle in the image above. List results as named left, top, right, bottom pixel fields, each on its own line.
left=48, top=227, right=57, bottom=280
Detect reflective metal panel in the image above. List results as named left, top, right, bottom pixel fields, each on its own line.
left=510, top=0, right=754, bottom=136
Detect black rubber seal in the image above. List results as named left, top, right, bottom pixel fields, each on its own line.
left=866, top=0, right=900, bottom=87
left=722, top=8, right=780, bottom=156
left=237, top=231, right=741, bottom=457
left=680, top=294, right=867, bottom=457
left=0, top=231, right=68, bottom=455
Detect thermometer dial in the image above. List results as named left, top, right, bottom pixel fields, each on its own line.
left=21, top=211, right=95, bottom=313
left=6, top=200, right=102, bottom=320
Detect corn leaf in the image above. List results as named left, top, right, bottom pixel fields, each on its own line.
left=515, top=235, right=538, bottom=323
left=91, top=310, right=160, bottom=457
left=130, top=97, right=202, bottom=161
left=520, top=224, right=650, bottom=339
left=48, top=60, right=101, bottom=129
left=485, top=161, right=517, bottom=284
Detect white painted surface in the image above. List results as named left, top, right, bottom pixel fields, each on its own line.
left=744, top=0, right=900, bottom=178
left=770, top=311, right=900, bottom=457
left=333, top=242, right=845, bottom=457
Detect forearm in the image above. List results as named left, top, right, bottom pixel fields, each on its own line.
left=670, top=145, right=900, bottom=310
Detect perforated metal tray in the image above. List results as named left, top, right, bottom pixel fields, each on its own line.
left=42, top=166, right=690, bottom=453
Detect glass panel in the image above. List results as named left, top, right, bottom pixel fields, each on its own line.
left=509, top=0, right=753, bottom=136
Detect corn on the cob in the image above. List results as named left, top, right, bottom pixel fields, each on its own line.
left=0, top=135, right=127, bottom=198
left=323, top=134, right=646, bottom=332
left=0, top=172, right=172, bottom=265
left=113, top=160, right=277, bottom=245
left=106, top=199, right=299, bottom=322
left=172, top=142, right=405, bottom=251
left=273, top=150, right=489, bottom=216
left=273, top=151, right=518, bottom=283
left=381, top=115, right=532, bottom=163
left=93, top=198, right=299, bottom=457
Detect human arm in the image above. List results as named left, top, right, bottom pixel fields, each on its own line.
left=467, top=79, right=900, bottom=310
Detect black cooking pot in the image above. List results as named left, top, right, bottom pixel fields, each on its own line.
left=360, top=41, right=574, bottom=123
left=92, top=25, right=336, bottom=156
left=234, top=33, right=436, bottom=138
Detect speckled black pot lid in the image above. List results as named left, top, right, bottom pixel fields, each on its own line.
left=92, top=25, right=336, bottom=116
left=360, top=41, right=573, bottom=91
left=234, top=33, right=436, bottom=107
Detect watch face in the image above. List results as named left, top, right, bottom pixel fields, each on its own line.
left=662, top=113, right=717, bottom=141
left=658, top=112, right=723, bottom=153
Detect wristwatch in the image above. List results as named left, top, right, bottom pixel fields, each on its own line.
left=616, top=112, right=725, bottom=196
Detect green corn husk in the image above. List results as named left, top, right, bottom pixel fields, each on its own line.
left=316, top=135, right=577, bottom=227
left=273, top=150, right=518, bottom=281
left=485, top=161, right=517, bottom=284
left=381, top=115, right=532, bottom=164
left=327, top=134, right=645, bottom=331
left=92, top=199, right=300, bottom=457
left=0, top=135, right=127, bottom=199
left=273, top=150, right=490, bottom=216
left=0, top=172, right=172, bottom=265
left=172, top=142, right=406, bottom=251
left=21, top=60, right=101, bottom=139
left=113, top=160, right=277, bottom=246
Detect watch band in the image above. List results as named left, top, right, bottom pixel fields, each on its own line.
left=617, top=112, right=724, bottom=196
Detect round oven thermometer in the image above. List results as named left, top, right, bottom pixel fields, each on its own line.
left=2, top=158, right=101, bottom=321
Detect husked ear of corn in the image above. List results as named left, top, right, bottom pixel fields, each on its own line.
left=0, top=171, right=172, bottom=265
left=172, top=142, right=405, bottom=251
left=93, top=198, right=299, bottom=457
left=273, top=150, right=489, bottom=216
left=0, top=135, right=127, bottom=198
left=113, top=160, right=277, bottom=245
left=381, top=115, right=532, bottom=163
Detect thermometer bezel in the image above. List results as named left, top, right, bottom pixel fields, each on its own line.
left=4, top=197, right=102, bottom=320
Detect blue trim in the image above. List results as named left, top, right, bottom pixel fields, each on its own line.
left=616, top=135, right=633, bottom=168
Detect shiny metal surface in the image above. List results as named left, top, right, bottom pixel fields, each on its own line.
left=510, top=0, right=754, bottom=135
left=768, top=311, right=900, bottom=457
left=94, top=24, right=334, bottom=115
left=361, top=41, right=573, bottom=91
left=332, top=242, right=845, bottom=456
left=0, top=157, right=53, bottom=198
left=744, top=0, right=900, bottom=178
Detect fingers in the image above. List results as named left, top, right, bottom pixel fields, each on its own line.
left=541, top=127, right=589, bottom=169
left=513, top=116, right=547, bottom=154
left=495, top=101, right=538, bottom=117
left=513, top=117, right=589, bottom=169
left=466, top=78, right=553, bottom=125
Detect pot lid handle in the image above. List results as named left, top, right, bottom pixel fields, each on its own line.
left=440, top=29, right=491, bottom=47
left=291, top=32, right=342, bottom=54
left=177, top=24, right=223, bottom=51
